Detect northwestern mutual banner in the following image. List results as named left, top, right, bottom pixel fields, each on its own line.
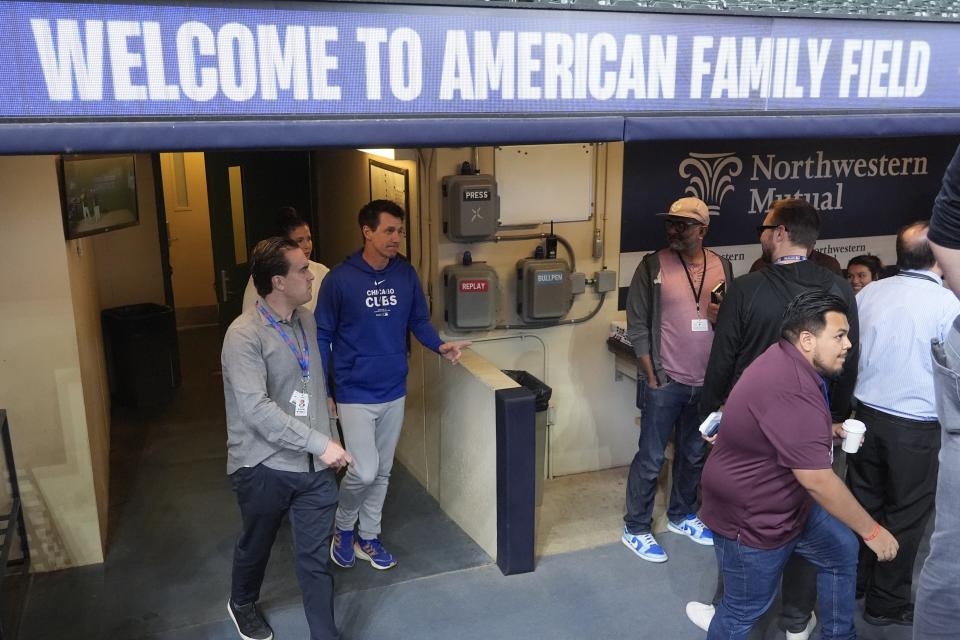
left=618, top=136, right=960, bottom=306
left=2, top=1, right=960, bottom=118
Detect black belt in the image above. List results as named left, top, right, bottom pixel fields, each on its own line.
left=856, top=403, right=939, bottom=429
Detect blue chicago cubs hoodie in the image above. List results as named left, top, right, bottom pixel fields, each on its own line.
left=315, top=250, right=443, bottom=404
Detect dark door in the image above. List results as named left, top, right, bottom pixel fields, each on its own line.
left=205, top=151, right=313, bottom=334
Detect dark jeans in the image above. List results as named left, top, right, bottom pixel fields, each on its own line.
left=915, top=325, right=960, bottom=639
left=625, top=379, right=707, bottom=534
left=231, top=464, right=340, bottom=640
left=707, top=503, right=859, bottom=640
left=710, top=554, right=818, bottom=634
left=847, top=403, right=940, bottom=615
left=711, top=441, right=850, bottom=632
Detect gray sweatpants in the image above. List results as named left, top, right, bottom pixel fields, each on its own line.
left=334, top=397, right=406, bottom=540
left=915, top=323, right=960, bottom=639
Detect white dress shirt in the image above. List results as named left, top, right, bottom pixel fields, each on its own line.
left=855, top=269, right=960, bottom=420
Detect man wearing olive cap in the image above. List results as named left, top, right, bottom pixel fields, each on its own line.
left=622, top=197, right=733, bottom=563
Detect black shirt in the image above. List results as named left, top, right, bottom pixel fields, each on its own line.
left=930, top=144, right=960, bottom=250
left=699, top=260, right=859, bottom=422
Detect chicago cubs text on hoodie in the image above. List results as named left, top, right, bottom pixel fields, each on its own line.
left=315, top=251, right=443, bottom=404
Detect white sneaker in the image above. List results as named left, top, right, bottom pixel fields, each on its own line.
left=685, top=601, right=715, bottom=631
left=785, top=612, right=817, bottom=640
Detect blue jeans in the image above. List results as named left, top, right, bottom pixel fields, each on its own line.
left=708, top=503, right=859, bottom=640
left=914, top=323, right=960, bottom=639
left=624, top=380, right=707, bottom=533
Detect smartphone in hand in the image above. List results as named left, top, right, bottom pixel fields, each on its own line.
left=699, top=411, right=722, bottom=437
left=710, top=281, right=726, bottom=304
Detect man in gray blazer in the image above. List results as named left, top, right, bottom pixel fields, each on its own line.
left=222, top=236, right=351, bottom=640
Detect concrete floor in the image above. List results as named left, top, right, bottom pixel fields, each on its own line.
left=19, top=326, right=490, bottom=639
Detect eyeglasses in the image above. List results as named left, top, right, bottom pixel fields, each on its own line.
left=665, top=219, right=702, bottom=232
left=756, top=223, right=785, bottom=236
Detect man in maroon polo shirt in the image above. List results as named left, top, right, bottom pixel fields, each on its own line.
left=700, top=291, right=899, bottom=640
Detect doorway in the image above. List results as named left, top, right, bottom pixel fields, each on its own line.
left=159, top=150, right=314, bottom=334
left=158, top=152, right=217, bottom=328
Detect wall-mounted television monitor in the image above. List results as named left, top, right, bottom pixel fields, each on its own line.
left=59, top=154, right=139, bottom=239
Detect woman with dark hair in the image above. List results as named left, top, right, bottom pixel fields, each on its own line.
left=242, top=207, right=330, bottom=312
left=846, top=254, right=882, bottom=295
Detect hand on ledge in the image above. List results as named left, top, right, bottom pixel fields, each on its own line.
left=439, top=341, right=472, bottom=365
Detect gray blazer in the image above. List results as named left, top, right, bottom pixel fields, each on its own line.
left=222, top=300, right=335, bottom=474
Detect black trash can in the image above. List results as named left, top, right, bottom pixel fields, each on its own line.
left=502, top=370, right=552, bottom=506
left=102, top=304, right=180, bottom=408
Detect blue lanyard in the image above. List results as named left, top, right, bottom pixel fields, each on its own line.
left=817, top=375, right=831, bottom=411
left=256, top=302, right=310, bottom=380
left=774, top=255, right=807, bottom=264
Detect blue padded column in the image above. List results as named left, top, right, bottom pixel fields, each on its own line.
left=494, top=386, right=536, bottom=575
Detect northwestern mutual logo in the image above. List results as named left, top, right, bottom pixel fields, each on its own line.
left=678, top=150, right=931, bottom=216
left=678, top=153, right=743, bottom=215
left=745, top=151, right=929, bottom=214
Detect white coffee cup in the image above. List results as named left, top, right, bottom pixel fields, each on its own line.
left=842, top=419, right=867, bottom=454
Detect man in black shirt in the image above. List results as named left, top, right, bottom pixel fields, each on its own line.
left=700, top=199, right=859, bottom=423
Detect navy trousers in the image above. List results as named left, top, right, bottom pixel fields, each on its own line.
left=231, top=464, right=339, bottom=640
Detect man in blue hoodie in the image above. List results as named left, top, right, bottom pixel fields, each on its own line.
left=316, top=199, right=470, bottom=570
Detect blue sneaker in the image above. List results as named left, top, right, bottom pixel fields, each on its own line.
left=621, top=527, right=668, bottom=563
left=355, top=537, right=398, bottom=570
left=330, top=529, right=355, bottom=568
left=667, top=514, right=714, bottom=546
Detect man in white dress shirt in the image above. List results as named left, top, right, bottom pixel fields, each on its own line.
left=847, top=220, right=960, bottom=628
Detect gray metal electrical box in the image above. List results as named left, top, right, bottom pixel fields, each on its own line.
left=443, top=263, right=499, bottom=331
left=595, top=269, right=618, bottom=293
left=442, top=174, right=499, bottom=242
left=516, top=258, right=573, bottom=322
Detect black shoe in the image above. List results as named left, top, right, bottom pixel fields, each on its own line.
left=228, top=599, right=274, bottom=640
left=863, top=604, right=914, bottom=627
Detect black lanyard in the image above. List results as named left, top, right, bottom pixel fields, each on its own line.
left=676, top=249, right=707, bottom=316
left=897, top=271, right=939, bottom=285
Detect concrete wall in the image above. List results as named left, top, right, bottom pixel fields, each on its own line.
left=312, top=149, right=370, bottom=267
left=312, top=150, right=419, bottom=268
left=0, top=156, right=105, bottom=570
left=92, top=154, right=166, bottom=309
left=439, top=350, right=519, bottom=558
left=64, top=236, right=111, bottom=548
left=428, top=144, right=638, bottom=477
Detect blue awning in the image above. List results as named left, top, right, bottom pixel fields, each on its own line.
left=0, top=116, right=626, bottom=154
left=623, top=112, right=960, bottom=141
left=6, top=112, right=960, bottom=153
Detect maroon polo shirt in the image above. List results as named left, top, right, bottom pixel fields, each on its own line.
left=699, top=340, right=834, bottom=549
